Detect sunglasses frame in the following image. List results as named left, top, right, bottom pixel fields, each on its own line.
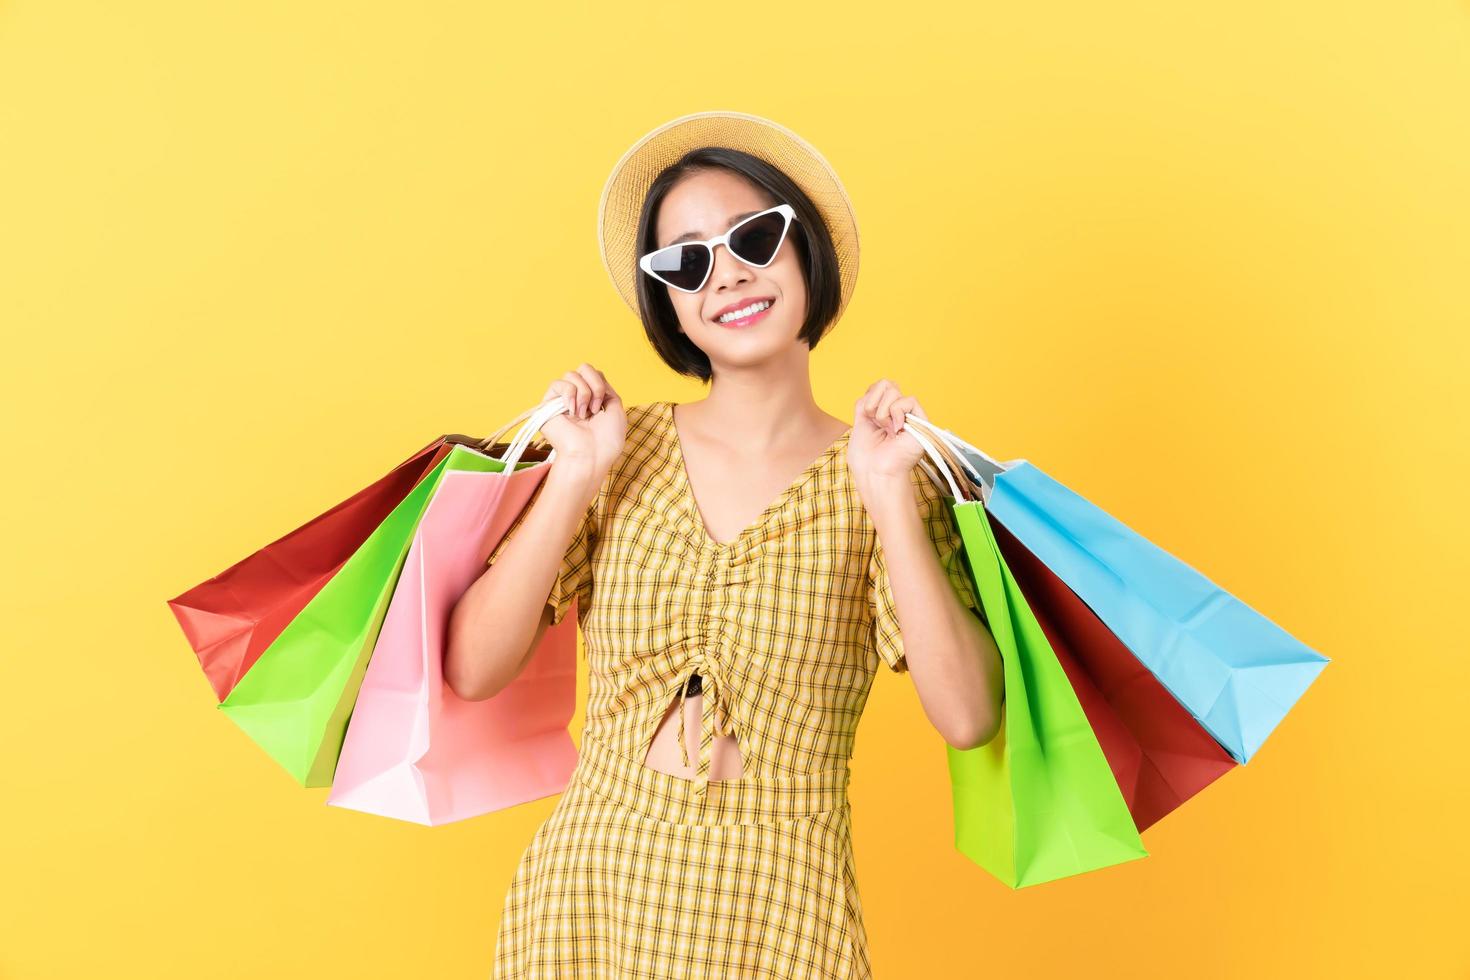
left=638, top=203, right=800, bottom=294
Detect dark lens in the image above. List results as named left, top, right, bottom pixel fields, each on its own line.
left=729, top=212, right=787, bottom=266
left=647, top=244, right=710, bottom=291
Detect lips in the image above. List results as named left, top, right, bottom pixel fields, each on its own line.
left=711, top=296, right=776, bottom=322
left=714, top=300, right=775, bottom=330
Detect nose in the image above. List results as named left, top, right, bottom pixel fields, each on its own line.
left=705, top=241, right=753, bottom=299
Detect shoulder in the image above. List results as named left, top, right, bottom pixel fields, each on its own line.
left=829, top=446, right=952, bottom=525
left=600, top=400, right=672, bottom=486
left=623, top=399, right=665, bottom=430
left=621, top=400, right=669, bottom=450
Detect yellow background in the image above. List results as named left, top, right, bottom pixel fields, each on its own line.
left=2, top=1, right=1465, bottom=976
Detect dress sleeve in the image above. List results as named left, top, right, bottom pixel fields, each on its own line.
left=485, top=475, right=599, bottom=628
left=867, top=466, right=986, bottom=673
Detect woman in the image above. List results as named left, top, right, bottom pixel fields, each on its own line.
left=447, top=111, right=1004, bottom=978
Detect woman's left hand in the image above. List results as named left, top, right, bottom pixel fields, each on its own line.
left=847, top=379, right=928, bottom=490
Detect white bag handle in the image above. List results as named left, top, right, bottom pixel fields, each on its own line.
left=495, top=396, right=571, bottom=472
left=917, top=458, right=947, bottom=495
left=902, top=414, right=1008, bottom=498
left=901, top=421, right=972, bottom=502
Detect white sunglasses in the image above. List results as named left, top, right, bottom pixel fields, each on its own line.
left=638, top=203, right=799, bottom=294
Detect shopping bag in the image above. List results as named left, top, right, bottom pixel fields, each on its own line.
left=989, top=514, right=1236, bottom=832
left=210, top=403, right=561, bottom=787
left=327, top=397, right=582, bottom=825
left=167, top=435, right=454, bottom=701
left=905, top=417, right=1329, bottom=764
left=901, top=426, right=1149, bottom=889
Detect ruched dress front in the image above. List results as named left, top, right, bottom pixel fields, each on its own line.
left=487, top=400, right=983, bottom=979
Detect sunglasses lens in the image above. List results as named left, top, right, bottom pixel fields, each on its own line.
left=647, top=244, right=711, bottom=292
left=729, top=211, right=788, bottom=265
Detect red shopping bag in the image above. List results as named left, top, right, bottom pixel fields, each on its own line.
left=167, top=433, right=536, bottom=702
left=989, top=514, right=1237, bottom=832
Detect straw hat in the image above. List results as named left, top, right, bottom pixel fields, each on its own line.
left=597, top=109, right=860, bottom=321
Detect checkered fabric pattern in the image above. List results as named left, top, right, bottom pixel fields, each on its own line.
left=487, top=400, right=984, bottom=977
left=494, top=729, right=862, bottom=978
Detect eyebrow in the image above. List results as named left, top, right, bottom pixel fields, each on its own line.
left=663, top=209, right=765, bottom=248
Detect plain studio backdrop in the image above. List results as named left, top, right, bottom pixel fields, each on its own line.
left=0, top=1, right=1465, bottom=977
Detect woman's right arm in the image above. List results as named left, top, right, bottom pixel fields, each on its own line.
left=444, top=364, right=626, bottom=702
left=445, top=458, right=600, bottom=702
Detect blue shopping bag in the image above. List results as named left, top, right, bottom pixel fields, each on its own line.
left=905, top=417, right=1329, bottom=764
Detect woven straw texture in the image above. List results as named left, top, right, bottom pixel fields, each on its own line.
left=598, top=110, right=860, bottom=321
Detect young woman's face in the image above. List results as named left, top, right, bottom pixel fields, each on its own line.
left=653, top=168, right=809, bottom=373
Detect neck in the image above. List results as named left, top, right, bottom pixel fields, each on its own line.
left=679, top=370, right=843, bottom=452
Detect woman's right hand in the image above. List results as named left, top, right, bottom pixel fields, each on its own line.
left=538, top=363, right=627, bottom=477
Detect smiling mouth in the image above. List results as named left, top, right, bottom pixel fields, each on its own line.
left=714, top=299, right=776, bottom=328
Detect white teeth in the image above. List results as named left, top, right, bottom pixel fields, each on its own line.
left=717, top=300, right=772, bottom=323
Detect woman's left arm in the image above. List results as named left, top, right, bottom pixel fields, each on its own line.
left=851, top=380, right=1005, bottom=750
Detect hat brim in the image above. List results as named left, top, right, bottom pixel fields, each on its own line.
left=598, top=109, right=860, bottom=321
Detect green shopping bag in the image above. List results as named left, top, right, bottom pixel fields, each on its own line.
left=217, top=455, right=453, bottom=786
left=908, top=428, right=1149, bottom=888
left=216, top=397, right=569, bottom=787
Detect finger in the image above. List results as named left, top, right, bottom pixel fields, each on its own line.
left=560, top=372, right=592, bottom=419
left=548, top=379, right=575, bottom=417
left=579, top=375, right=606, bottom=414
left=578, top=365, right=611, bottom=412
left=858, top=379, right=896, bottom=422
left=875, top=389, right=903, bottom=435
left=889, top=396, right=916, bottom=436
left=547, top=379, right=578, bottom=415
left=573, top=372, right=598, bottom=419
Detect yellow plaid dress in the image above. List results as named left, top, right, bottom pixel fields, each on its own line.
left=488, top=400, right=983, bottom=979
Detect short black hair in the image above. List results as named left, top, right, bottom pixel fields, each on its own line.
left=633, top=147, right=844, bottom=384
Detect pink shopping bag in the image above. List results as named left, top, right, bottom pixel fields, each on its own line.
left=327, top=397, right=582, bottom=825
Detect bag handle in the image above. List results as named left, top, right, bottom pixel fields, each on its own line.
left=475, top=401, right=550, bottom=453
left=494, top=396, right=571, bottom=472
left=902, top=414, right=1007, bottom=499
left=898, top=415, right=984, bottom=501
left=928, top=428, right=984, bottom=497
left=911, top=415, right=1008, bottom=474
left=458, top=397, right=571, bottom=473
left=902, top=422, right=973, bottom=502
